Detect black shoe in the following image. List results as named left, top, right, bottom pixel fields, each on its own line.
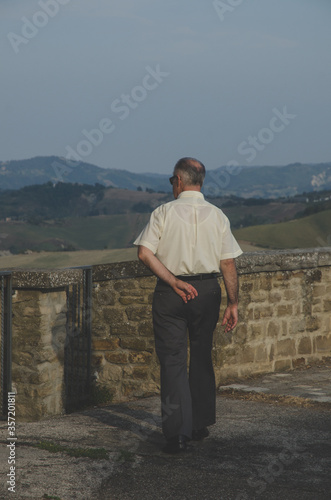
left=192, top=427, right=209, bottom=441
left=163, top=435, right=188, bottom=454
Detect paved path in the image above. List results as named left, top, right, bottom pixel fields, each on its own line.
left=1, top=366, right=330, bottom=499
left=219, top=366, right=331, bottom=403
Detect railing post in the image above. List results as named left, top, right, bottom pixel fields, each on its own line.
left=64, top=266, right=92, bottom=412
left=1, top=272, right=12, bottom=418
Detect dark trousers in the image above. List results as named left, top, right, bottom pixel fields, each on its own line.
left=152, top=277, right=221, bottom=440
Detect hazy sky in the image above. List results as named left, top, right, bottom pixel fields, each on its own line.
left=1, top=0, right=331, bottom=175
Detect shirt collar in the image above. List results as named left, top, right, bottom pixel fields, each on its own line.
left=177, top=190, right=204, bottom=200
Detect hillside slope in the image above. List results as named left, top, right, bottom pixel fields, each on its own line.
left=233, top=209, right=331, bottom=249
left=0, top=213, right=150, bottom=253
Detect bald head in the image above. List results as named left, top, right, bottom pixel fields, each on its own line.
left=174, top=157, right=206, bottom=187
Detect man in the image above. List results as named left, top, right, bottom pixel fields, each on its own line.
left=134, top=157, right=242, bottom=453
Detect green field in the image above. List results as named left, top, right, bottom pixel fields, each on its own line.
left=0, top=247, right=139, bottom=270
left=1, top=209, right=330, bottom=270
left=233, top=209, right=331, bottom=249
left=0, top=242, right=262, bottom=270
left=0, top=213, right=150, bottom=253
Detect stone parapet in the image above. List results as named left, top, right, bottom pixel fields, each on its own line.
left=90, top=248, right=331, bottom=401
left=7, top=248, right=331, bottom=420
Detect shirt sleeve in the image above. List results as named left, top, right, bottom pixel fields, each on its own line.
left=220, top=216, right=243, bottom=260
left=133, top=205, right=165, bottom=254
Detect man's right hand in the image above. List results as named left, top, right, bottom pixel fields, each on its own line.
left=221, top=304, right=238, bottom=332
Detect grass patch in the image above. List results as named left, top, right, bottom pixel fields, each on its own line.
left=43, top=495, right=62, bottom=500
left=88, top=385, right=114, bottom=406
left=0, top=247, right=137, bottom=269
left=34, top=441, right=109, bottom=460
left=116, top=449, right=136, bottom=463
left=233, top=209, right=331, bottom=249
left=219, top=389, right=331, bottom=410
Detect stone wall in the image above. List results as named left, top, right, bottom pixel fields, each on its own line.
left=8, top=248, right=331, bottom=420
left=90, top=249, right=331, bottom=403
left=10, top=268, right=83, bottom=420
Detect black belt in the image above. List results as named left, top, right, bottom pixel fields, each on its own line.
left=176, top=273, right=219, bottom=281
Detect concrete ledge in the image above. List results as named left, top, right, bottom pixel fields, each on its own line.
left=92, top=248, right=331, bottom=281
left=8, top=249, right=331, bottom=288
left=11, top=267, right=87, bottom=289
left=236, top=247, right=331, bottom=274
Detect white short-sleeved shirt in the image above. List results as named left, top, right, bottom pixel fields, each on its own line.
left=134, top=191, right=243, bottom=276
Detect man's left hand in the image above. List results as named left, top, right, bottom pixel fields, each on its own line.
left=172, top=279, right=198, bottom=303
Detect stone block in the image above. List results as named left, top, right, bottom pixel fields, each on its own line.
left=305, top=316, right=321, bottom=332
left=305, top=269, right=322, bottom=284
left=246, top=307, right=254, bottom=320
left=281, top=320, right=288, bottom=336
left=274, top=359, right=292, bottom=372
left=240, top=346, right=255, bottom=364
left=109, top=322, right=137, bottom=336
left=247, top=322, right=264, bottom=339
left=114, top=279, right=138, bottom=292
left=105, top=351, right=128, bottom=364
left=315, top=335, right=331, bottom=353
left=289, top=319, right=306, bottom=335
left=103, top=308, right=124, bottom=323
left=119, top=296, right=146, bottom=305
left=222, top=348, right=241, bottom=366
left=293, top=357, right=306, bottom=368
left=91, top=354, right=103, bottom=367
left=234, top=323, right=247, bottom=341
left=283, top=290, right=299, bottom=301
left=92, top=338, right=120, bottom=351
left=255, top=274, right=273, bottom=291
left=98, top=363, right=123, bottom=384
left=312, top=300, right=323, bottom=314
left=276, top=338, right=296, bottom=357
left=254, top=305, right=273, bottom=320
left=312, top=285, right=326, bottom=298
left=252, top=291, right=268, bottom=303
left=255, top=345, right=268, bottom=363
left=269, top=292, right=282, bottom=303
left=138, top=277, right=156, bottom=289
left=120, top=337, right=150, bottom=351
left=323, top=300, right=331, bottom=312
left=126, top=306, right=151, bottom=321
left=298, top=337, right=312, bottom=355
left=138, top=321, right=154, bottom=337
left=128, top=351, right=152, bottom=364
left=121, top=380, right=144, bottom=397
left=12, top=351, right=33, bottom=365
left=240, top=281, right=254, bottom=292
left=277, top=305, right=293, bottom=317
left=214, top=330, right=232, bottom=348
left=120, top=289, right=145, bottom=297
left=267, top=321, right=279, bottom=338
left=124, top=366, right=150, bottom=380
left=273, top=273, right=291, bottom=287
left=94, top=290, right=116, bottom=306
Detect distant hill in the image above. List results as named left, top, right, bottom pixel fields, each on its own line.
left=1, top=156, right=331, bottom=198
left=0, top=182, right=170, bottom=219
left=0, top=156, right=170, bottom=192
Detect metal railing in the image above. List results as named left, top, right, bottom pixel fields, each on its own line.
left=64, top=267, right=92, bottom=412
left=0, top=272, right=12, bottom=418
